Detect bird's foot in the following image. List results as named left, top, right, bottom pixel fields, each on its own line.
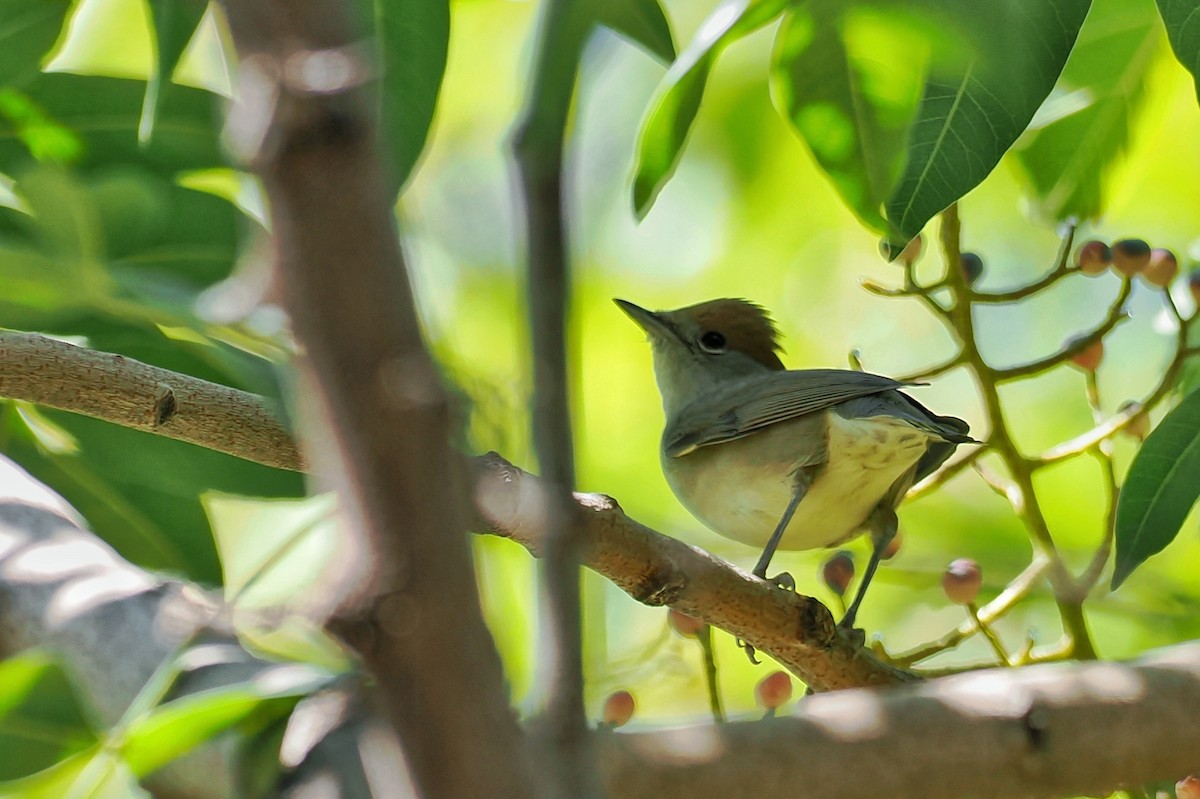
left=836, top=615, right=867, bottom=649
left=751, top=569, right=796, bottom=592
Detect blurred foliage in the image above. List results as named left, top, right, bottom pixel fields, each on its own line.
left=0, top=0, right=1199, bottom=794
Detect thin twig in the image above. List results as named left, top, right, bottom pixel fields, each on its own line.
left=964, top=222, right=1078, bottom=304
left=993, top=278, right=1132, bottom=381
left=512, top=0, right=595, bottom=792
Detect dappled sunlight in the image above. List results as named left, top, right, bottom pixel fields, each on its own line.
left=627, top=722, right=727, bottom=765
left=802, top=689, right=889, bottom=741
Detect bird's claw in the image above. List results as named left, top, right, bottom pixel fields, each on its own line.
left=770, top=571, right=796, bottom=592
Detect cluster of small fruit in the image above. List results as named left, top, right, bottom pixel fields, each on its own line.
left=898, top=232, right=1200, bottom=295
left=1075, top=238, right=1184, bottom=288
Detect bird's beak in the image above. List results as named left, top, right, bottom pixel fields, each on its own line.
left=613, top=299, right=673, bottom=340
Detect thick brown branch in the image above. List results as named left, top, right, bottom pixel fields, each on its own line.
left=472, top=453, right=917, bottom=692
left=600, top=642, right=1200, bottom=799
left=0, top=331, right=303, bottom=471
left=216, top=2, right=535, bottom=797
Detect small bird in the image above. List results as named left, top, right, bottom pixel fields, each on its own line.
left=617, top=297, right=973, bottom=629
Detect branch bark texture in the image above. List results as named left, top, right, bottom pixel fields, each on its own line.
left=0, top=331, right=302, bottom=471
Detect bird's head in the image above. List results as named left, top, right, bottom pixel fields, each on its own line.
left=615, top=298, right=784, bottom=413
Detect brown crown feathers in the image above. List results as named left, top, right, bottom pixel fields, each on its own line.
left=671, top=298, right=785, bottom=371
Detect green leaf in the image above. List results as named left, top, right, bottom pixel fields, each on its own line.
left=881, top=0, right=1091, bottom=252
left=1012, top=0, right=1162, bottom=222
left=1112, top=388, right=1200, bottom=588
left=0, top=73, right=225, bottom=177
left=364, top=0, right=450, bottom=197
left=0, top=0, right=71, bottom=88
left=597, top=0, right=676, bottom=63
left=140, top=0, right=208, bottom=144
left=204, top=492, right=339, bottom=608
left=119, top=663, right=330, bottom=778
left=770, top=1, right=927, bottom=235
left=1156, top=0, right=1200, bottom=103
left=0, top=745, right=145, bottom=799
left=631, top=0, right=790, bottom=218
left=0, top=652, right=96, bottom=781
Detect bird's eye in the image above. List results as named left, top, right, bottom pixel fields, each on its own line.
left=699, top=331, right=727, bottom=353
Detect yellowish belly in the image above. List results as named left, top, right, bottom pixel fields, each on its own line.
left=664, top=413, right=931, bottom=550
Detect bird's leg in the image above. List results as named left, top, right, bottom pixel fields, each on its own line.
left=751, top=472, right=811, bottom=589
left=840, top=505, right=898, bottom=631
left=740, top=472, right=811, bottom=663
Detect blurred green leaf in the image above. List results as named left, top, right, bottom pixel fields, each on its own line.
left=141, top=0, right=208, bottom=144
left=881, top=0, right=1090, bottom=252
left=0, top=745, right=145, bottom=799
left=0, top=0, right=71, bottom=88
left=0, top=652, right=96, bottom=781
left=1012, top=0, right=1161, bottom=222
left=361, top=0, right=450, bottom=196
left=1113, top=388, right=1200, bottom=588
left=631, top=0, right=790, bottom=218
left=120, top=663, right=330, bottom=778
left=1156, top=0, right=1200, bottom=103
left=0, top=73, right=223, bottom=177
left=204, top=492, right=339, bottom=608
left=770, top=1, right=926, bottom=235
left=598, top=0, right=676, bottom=63
left=1, top=401, right=304, bottom=584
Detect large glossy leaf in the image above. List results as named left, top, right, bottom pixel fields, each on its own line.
left=0, top=652, right=96, bottom=781
left=1112, top=388, right=1200, bottom=589
left=770, top=0, right=926, bottom=234
left=0, top=73, right=224, bottom=177
left=1156, top=0, right=1200, bottom=102
left=362, top=0, right=450, bottom=197
left=140, top=0, right=209, bottom=143
left=881, top=0, right=1091, bottom=252
left=0, top=0, right=71, bottom=88
left=631, top=0, right=790, bottom=217
left=1012, top=0, right=1161, bottom=222
left=597, top=0, right=676, bottom=63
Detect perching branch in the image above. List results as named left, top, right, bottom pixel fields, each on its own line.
left=472, top=453, right=917, bottom=692
left=0, top=330, right=303, bottom=471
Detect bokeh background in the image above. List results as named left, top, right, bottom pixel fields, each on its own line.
left=11, top=0, right=1200, bottom=727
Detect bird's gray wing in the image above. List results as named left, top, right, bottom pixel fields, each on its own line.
left=663, top=369, right=913, bottom=457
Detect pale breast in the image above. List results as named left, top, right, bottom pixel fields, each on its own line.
left=663, top=411, right=932, bottom=551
